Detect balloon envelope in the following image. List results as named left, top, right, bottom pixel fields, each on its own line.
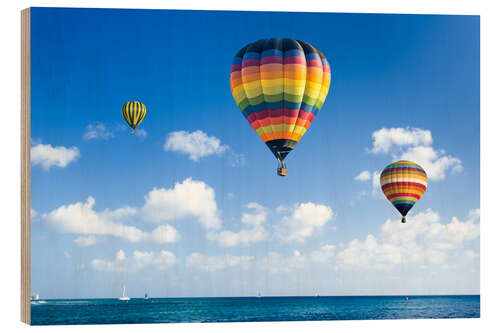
left=230, top=38, right=331, bottom=162
left=380, top=160, right=428, bottom=218
left=122, top=101, right=147, bottom=132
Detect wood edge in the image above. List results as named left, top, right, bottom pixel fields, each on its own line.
left=21, top=7, right=31, bottom=325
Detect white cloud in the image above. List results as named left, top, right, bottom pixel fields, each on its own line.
left=64, top=251, right=71, bottom=259
left=207, top=202, right=269, bottom=247
left=186, top=253, right=254, bottom=272
left=43, top=197, right=146, bottom=242
left=310, top=245, right=337, bottom=263
left=31, top=143, right=80, bottom=171
left=92, top=250, right=177, bottom=273
left=74, top=235, right=97, bottom=247
left=133, top=250, right=176, bottom=271
left=465, top=250, right=479, bottom=260
left=369, top=127, right=433, bottom=154
left=260, top=250, right=307, bottom=273
left=336, top=235, right=402, bottom=270
left=43, top=196, right=180, bottom=244
left=336, top=209, right=480, bottom=270
left=83, top=122, right=114, bottom=140
left=151, top=224, right=180, bottom=244
left=367, top=127, right=462, bottom=181
left=354, top=170, right=371, bottom=181
left=276, top=203, right=334, bottom=242
left=135, top=128, right=148, bottom=138
left=142, top=178, right=221, bottom=229
left=31, top=208, right=37, bottom=219
left=92, top=250, right=127, bottom=272
left=371, top=171, right=382, bottom=196
left=164, top=130, right=228, bottom=162
left=400, top=146, right=463, bottom=180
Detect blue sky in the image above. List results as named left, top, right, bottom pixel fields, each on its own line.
left=30, top=8, right=479, bottom=298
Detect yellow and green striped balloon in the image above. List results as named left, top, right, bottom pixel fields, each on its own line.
left=121, top=101, right=147, bottom=134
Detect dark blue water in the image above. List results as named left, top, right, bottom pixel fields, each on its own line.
left=30, top=295, right=480, bottom=325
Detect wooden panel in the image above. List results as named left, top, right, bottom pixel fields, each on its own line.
left=21, top=7, right=31, bottom=325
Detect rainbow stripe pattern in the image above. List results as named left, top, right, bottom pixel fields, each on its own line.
left=380, top=160, right=428, bottom=218
left=230, top=38, right=331, bottom=162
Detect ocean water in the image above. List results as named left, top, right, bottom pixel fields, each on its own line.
left=30, top=295, right=480, bottom=325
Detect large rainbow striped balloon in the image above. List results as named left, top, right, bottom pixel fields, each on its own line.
left=380, top=160, right=428, bottom=223
left=230, top=38, right=331, bottom=163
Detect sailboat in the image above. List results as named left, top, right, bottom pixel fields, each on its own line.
left=144, top=291, right=148, bottom=300
left=118, top=285, right=130, bottom=301
left=30, top=292, right=39, bottom=301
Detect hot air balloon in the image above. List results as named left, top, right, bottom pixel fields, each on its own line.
left=229, top=38, right=331, bottom=176
left=380, top=160, right=428, bottom=223
left=121, top=101, right=146, bottom=134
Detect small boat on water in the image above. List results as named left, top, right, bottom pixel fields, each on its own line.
left=30, top=292, right=39, bottom=301
left=405, top=297, right=409, bottom=301
left=144, top=292, right=148, bottom=300
left=118, top=285, right=130, bottom=301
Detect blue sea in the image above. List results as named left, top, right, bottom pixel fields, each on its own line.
left=30, top=295, right=480, bottom=325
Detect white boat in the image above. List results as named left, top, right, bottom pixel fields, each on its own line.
left=144, top=291, right=148, bottom=300
left=30, top=292, right=39, bottom=301
left=118, top=285, right=130, bottom=301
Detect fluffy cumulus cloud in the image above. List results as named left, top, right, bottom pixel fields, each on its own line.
left=142, top=178, right=221, bottom=229
left=276, top=203, right=334, bottom=242
left=150, top=224, right=180, bottom=244
left=207, top=202, right=269, bottom=247
left=134, top=128, right=148, bottom=138
left=465, top=250, right=479, bottom=260
left=335, top=208, right=480, bottom=270
left=84, top=122, right=147, bottom=140
left=43, top=196, right=179, bottom=244
left=369, top=127, right=433, bottom=154
left=83, top=122, right=114, bottom=140
left=354, top=170, right=371, bottom=181
left=31, top=143, right=80, bottom=171
left=255, top=245, right=336, bottom=274
left=400, top=146, right=463, bottom=180
left=74, top=235, right=97, bottom=246
left=92, top=250, right=176, bottom=272
left=132, top=250, right=176, bottom=271
left=310, top=245, right=337, bottom=263
left=366, top=127, right=462, bottom=181
left=260, top=250, right=307, bottom=273
left=164, top=130, right=228, bottom=162
left=92, top=250, right=127, bottom=272
left=186, top=253, right=254, bottom=272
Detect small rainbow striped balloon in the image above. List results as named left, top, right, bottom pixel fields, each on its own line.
left=229, top=38, right=331, bottom=163
left=380, top=160, right=428, bottom=223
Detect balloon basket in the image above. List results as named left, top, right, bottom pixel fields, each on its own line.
left=277, top=166, right=287, bottom=177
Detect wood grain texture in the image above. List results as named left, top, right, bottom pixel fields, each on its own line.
left=21, top=7, right=31, bottom=325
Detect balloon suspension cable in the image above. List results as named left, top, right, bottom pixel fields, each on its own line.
left=276, top=152, right=287, bottom=176
left=132, top=129, right=135, bottom=135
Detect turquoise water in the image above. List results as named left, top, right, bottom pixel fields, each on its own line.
left=31, top=295, right=480, bottom=325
